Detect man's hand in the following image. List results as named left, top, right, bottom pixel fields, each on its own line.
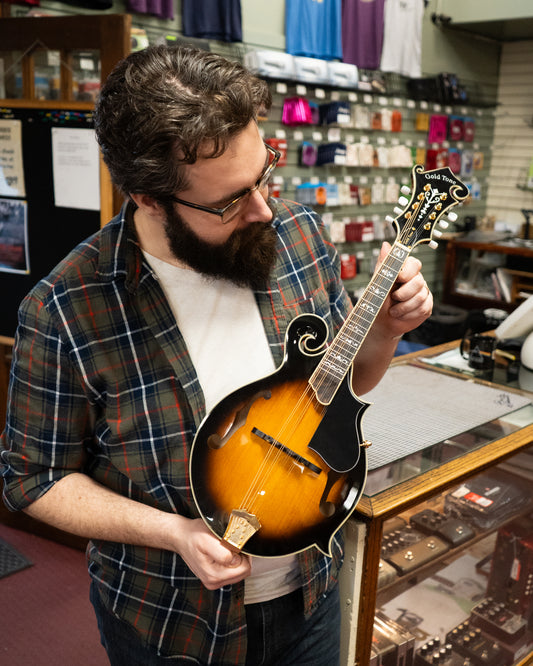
left=171, top=517, right=251, bottom=590
left=23, top=473, right=252, bottom=591
left=351, top=241, right=433, bottom=395
left=374, top=241, right=433, bottom=340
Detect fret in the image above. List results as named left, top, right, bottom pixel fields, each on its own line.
left=321, top=361, right=346, bottom=378
left=343, top=321, right=366, bottom=337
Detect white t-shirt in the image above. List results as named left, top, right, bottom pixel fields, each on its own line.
left=144, top=252, right=301, bottom=603
left=380, top=0, right=423, bottom=78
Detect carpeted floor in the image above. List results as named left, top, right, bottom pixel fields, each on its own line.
left=0, top=524, right=108, bottom=665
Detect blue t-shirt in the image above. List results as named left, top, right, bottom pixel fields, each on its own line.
left=286, top=0, right=342, bottom=61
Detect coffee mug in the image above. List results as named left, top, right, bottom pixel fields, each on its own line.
left=460, top=333, right=497, bottom=371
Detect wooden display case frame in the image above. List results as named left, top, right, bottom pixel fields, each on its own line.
left=339, top=341, right=533, bottom=665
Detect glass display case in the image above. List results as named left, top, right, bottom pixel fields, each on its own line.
left=339, top=341, right=533, bottom=666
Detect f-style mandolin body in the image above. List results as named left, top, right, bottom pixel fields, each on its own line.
left=190, top=164, right=469, bottom=558
left=190, top=313, right=369, bottom=558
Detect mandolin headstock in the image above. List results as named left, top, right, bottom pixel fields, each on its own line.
left=389, top=165, right=469, bottom=250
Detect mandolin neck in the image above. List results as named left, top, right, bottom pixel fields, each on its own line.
left=309, top=241, right=411, bottom=405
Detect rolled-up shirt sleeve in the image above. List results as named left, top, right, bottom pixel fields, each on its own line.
left=1, top=290, right=91, bottom=511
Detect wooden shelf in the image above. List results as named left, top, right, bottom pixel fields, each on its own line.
left=442, top=238, right=533, bottom=312
left=0, top=14, right=132, bottom=225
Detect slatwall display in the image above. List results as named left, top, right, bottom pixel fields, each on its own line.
left=259, top=76, right=495, bottom=301
left=486, top=40, right=533, bottom=231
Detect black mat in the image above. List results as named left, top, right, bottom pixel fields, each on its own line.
left=0, top=537, right=33, bottom=579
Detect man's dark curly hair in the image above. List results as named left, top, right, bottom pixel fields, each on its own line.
left=94, top=44, right=271, bottom=202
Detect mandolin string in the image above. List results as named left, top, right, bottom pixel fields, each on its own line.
left=230, top=187, right=466, bottom=536
left=237, top=383, right=327, bottom=515
left=237, top=247, right=406, bottom=516
left=237, top=221, right=419, bottom=515
left=236, top=200, right=431, bottom=516
left=304, top=196, right=432, bottom=406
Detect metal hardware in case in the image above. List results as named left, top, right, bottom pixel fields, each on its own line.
left=374, top=611, right=415, bottom=666
left=471, top=598, right=527, bottom=644
left=445, top=620, right=511, bottom=666
left=386, top=535, right=450, bottom=575
left=410, top=508, right=475, bottom=547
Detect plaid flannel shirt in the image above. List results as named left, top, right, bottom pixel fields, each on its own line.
left=1, top=198, right=352, bottom=664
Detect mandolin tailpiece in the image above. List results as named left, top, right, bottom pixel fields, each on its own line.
left=223, top=509, right=261, bottom=550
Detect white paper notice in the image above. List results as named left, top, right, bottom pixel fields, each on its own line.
left=52, top=127, right=100, bottom=210
left=0, top=119, right=26, bottom=197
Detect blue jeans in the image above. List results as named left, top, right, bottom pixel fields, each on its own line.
left=90, top=582, right=340, bottom=666
left=244, top=585, right=340, bottom=666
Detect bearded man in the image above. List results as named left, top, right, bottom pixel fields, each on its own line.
left=1, top=45, right=432, bottom=666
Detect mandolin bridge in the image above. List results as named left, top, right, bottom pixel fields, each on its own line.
left=252, top=427, right=322, bottom=475
left=223, top=510, right=261, bottom=550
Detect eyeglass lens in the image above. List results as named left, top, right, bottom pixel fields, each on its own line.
left=221, top=150, right=277, bottom=223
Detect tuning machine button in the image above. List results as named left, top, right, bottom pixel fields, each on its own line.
left=447, top=211, right=458, bottom=222
left=438, top=220, right=449, bottom=229
left=400, top=185, right=410, bottom=196
left=428, top=240, right=439, bottom=250
left=397, top=195, right=409, bottom=207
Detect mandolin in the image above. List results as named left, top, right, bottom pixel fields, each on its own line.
left=189, top=165, right=469, bottom=558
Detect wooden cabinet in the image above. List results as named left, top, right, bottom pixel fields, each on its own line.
left=0, top=14, right=132, bottom=225
left=339, top=342, right=533, bottom=665
left=442, top=237, right=533, bottom=312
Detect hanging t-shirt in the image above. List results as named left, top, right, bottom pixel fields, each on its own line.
left=127, top=0, right=173, bottom=20
left=285, top=0, right=342, bottom=61
left=182, top=0, right=242, bottom=42
left=342, top=0, right=385, bottom=70
left=380, top=0, right=424, bottom=78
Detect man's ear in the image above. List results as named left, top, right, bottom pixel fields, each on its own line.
left=130, top=193, right=164, bottom=218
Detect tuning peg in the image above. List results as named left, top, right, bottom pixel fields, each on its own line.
left=447, top=212, right=458, bottom=222
left=433, top=229, right=443, bottom=239
left=385, top=215, right=395, bottom=223
left=393, top=206, right=403, bottom=215
left=428, top=240, right=439, bottom=250
left=438, top=220, right=449, bottom=229
left=400, top=185, right=410, bottom=196
left=397, top=196, right=409, bottom=207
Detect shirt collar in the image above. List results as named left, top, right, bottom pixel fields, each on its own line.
left=96, top=200, right=145, bottom=293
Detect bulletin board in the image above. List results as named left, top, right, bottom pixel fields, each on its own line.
left=0, top=107, right=102, bottom=337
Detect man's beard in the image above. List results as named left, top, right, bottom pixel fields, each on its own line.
left=161, top=200, right=278, bottom=289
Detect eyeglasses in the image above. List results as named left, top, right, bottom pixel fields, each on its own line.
left=170, top=142, right=281, bottom=225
